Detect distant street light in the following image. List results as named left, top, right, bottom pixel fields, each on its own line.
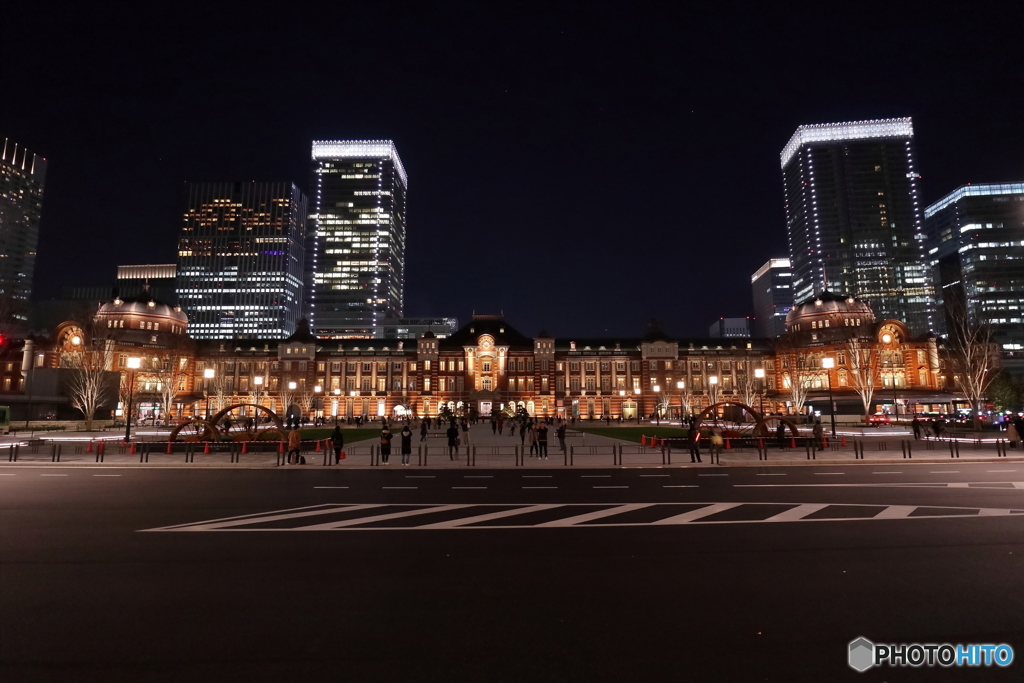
left=125, top=357, right=141, bottom=443
left=754, top=367, right=766, bottom=422
left=203, top=367, right=215, bottom=419
left=821, top=357, right=837, bottom=438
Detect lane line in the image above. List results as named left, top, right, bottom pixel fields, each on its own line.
left=0, top=473, right=16, bottom=476
left=639, top=474, right=670, bottom=477
left=383, top=486, right=417, bottom=489
left=93, top=474, right=121, bottom=477
left=537, top=503, right=654, bottom=527
left=452, top=486, right=487, bottom=490
left=698, top=474, right=728, bottom=477
left=298, top=504, right=473, bottom=530
left=314, top=486, right=349, bottom=489
left=930, top=471, right=959, bottom=473
left=814, top=472, right=845, bottom=475
left=651, top=503, right=741, bottom=525
left=988, top=470, right=1017, bottom=473
left=522, top=475, right=552, bottom=478
left=418, top=504, right=560, bottom=529
left=763, top=503, right=829, bottom=522
left=464, top=475, right=493, bottom=478
left=523, top=486, right=557, bottom=489
left=593, top=485, right=628, bottom=489
left=406, top=476, right=434, bottom=479
left=757, top=473, right=786, bottom=476
left=872, top=471, right=902, bottom=474
left=40, top=474, right=67, bottom=477
left=582, top=475, right=611, bottom=478
left=664, top=485, right=699, bottom=488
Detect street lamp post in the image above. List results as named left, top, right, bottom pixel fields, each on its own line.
left=676, top=381, right=685, bottom=424
left=754, top=368, right=766, bottom=419
left=333, top=388, right=341, bottom=426
left=708, top=375, right=718, bottom=405
left=253, top=375, right=263, bottom=426
left=314, top=385, right=322, bottom=425
left=287, top=381, right=297, bottom=428
left=652, top=385, right=661, bottom=425
left=821, top=357, right=837, bottom=438
left=203, top=367, right=215, bottom=419
left=124, top=357, right=141, bottom=444
left=633, top=387, right=641, bottom=424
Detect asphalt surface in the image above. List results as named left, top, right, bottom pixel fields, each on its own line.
left=3, top=463, right=1024, bottom=682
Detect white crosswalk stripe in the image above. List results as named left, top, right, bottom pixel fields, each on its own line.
left=141, top=501, right=1024, bottom=532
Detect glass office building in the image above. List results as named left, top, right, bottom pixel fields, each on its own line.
left=0, top=138, right=47, bottom=322
left=307, top=140, right=408, bottom=338
left=781, top=118, right=933, bottom=334
left=751, top=257, right=793, bottom=337
left=177, top=182, right=307, bottom=339
left=924, top=182, right=1024, bottom=349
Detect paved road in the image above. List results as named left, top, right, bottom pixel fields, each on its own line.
left=3, top=463, right=1024, bottom=681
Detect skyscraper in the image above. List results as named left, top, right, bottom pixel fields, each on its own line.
left=0, top=138, right=47, bottom=322
left=780, top=118, right=933, bottom=334
left=751, top=257, right=793, bottom=337
left=176, top=182, right=307, bottom=339
left=307, top=140, right=408, bottom=338
left=925, top=182, right=1024, bottom=349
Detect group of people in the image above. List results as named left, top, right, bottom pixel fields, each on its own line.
left=910, top=416, right=949, bottom=440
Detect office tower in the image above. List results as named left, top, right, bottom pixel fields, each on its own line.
left=0, top=138, right=47, bottom=322
left=925, top=182, right=1024, bottom=349
left=751, top=257, right=794, bottom=337
left=116, top=264, right=177, bottom=303
left=708, top=318, right=751, bottom=338
left=780, top=118, right=933, bottom=334
left=176, top=182, right=307, bottom=339
left=308, top=140, right=408, bottom=338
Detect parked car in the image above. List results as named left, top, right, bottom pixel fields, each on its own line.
left=866, top=413, right=892, bottom=427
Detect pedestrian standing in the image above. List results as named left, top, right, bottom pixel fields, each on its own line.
left=420, top=420, right=428, bottom=442
left=520, top=422, right=527, bottom=445
left=461, top=418, right=471, bottom=445
left=812, top=420, right=824, bottom=451
left=497, top=417, right=504, bottom=435
left=491, top=418, right=497, bottom=434
left=911, top=416, right=922, bottom=441
left=557, top=422, right=567, bottom=454
left=776, top=421, right=786, bottom=449
left=401, top=425, right=413, bottom=465
left=688, top=426, right=702, bottom=463
left=379, top=427, right=393, bottom=465
left=331, top=425, right=344, bottom=464
left=537, top=423, right=549, bottom=459
left=287, top=428, right=302, bottom=465
left=446, top=423, right=460, bottom=460
left=528, top=422, right=538, bottom=456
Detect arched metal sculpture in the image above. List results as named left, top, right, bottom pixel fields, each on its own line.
left=691, top=401, right=801, bottom=438
left=169, top=403, right=285, bottom=442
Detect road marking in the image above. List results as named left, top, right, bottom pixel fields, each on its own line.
left=93, top=474, right=122, bottom=477
left=0, top=473, right=16, bottom=476
left=756, top=473, right=786, bottom=476
left=763, top=503, right=829, bottom=522
left=314, top=486, right=349, bottom=489
left=582, top=475, right=611, bottom=478
left=522, top=475, right=552, bottom=478
left=406, top=476, right=434, bottom=478
left=298, top=504, right=475, bottom=530
left=639, top=474, right=670, bottom=477
left=40, top=474, right=67, bottom=477
left=453, top=486, right=486, bottom=490
left=593, top=485, right=628, bottom=489
left=537, top=503, right=654, bottom=527
left=418, top=504, right=561, bottom=529
left=664, top=485, right=699, bottom=488
left=814, top=472, right=845, bottom=475
left=930, top=471, right=959, bottom=474
left=874, top=505, right=917, bottom=519
left=872, top=472, right=902, bottom=474
left=988, top=470, right=1017, bottom=473
left=464, top=475, right=493, bottom=478
left=651, top=503, right=741, bottom=524
left=734, top=481, right=1024, bottom=489
left=383, top=486, right=417, bottom=489
left=698, top=474, right=728, bottom=477
left=523, top=486, right=557, bottom=489
left=145, top=502, right=1024, bottom=532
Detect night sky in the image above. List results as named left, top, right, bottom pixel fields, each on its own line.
left=2, top=3, right=1021, bottom=338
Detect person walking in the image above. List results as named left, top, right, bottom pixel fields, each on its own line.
left=379, top=427, right=393, bottom=465
left=911, top=416, right=922, bottom=441
left=688, top=426, right=702, bottom=463
left=528, top=422, right=538, bottom=457
left=491, top=417, right=497, bottom=435
left=446, top=422, right=460, bottom=460
left=497, top=417, right=504, bottom=435
left=420, top=420, right=428, bottom=442
left=400, top=424, right=413, bottom=465
left=461, top=418, right=471, bottom=445
left=287, top=427, right=302, bottom=465
left=812, top=420, right=824, bottom=451
left=556, top=422, right=567, bottom=454
left=520, top=421, right=527, bottom=445
left=776, top=421, right=787, bottom=449
left=710, top=425, right=724, bottom=460
left=537, top=423, right=549, bottom=459
left=331, top=425, right=344, bottom=464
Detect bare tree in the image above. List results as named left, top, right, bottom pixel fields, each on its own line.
left=299, top=389, right=317, bottom=420
left=846, top=338, right=877, bottom=422
left=946, top=301, right=999, bottom=429
left=737, top=361, right=759, bottom=408
left=276, top=388, right=297, bottom=421
left=61, top=331, right=115, bottom=431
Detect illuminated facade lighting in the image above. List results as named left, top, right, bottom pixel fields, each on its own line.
left=781, top=117, right=933, bottom=335
left=176, top=182, right=307, bottom=339
left=307, top=139, right=408, bottom=338
left=0, top=138, right=47, bottom=321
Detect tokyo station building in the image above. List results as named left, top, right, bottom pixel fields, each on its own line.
left=0, top=290, right=962, bottom=424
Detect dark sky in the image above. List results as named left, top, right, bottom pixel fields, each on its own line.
left=2, top=2, right=1021, bottom=337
